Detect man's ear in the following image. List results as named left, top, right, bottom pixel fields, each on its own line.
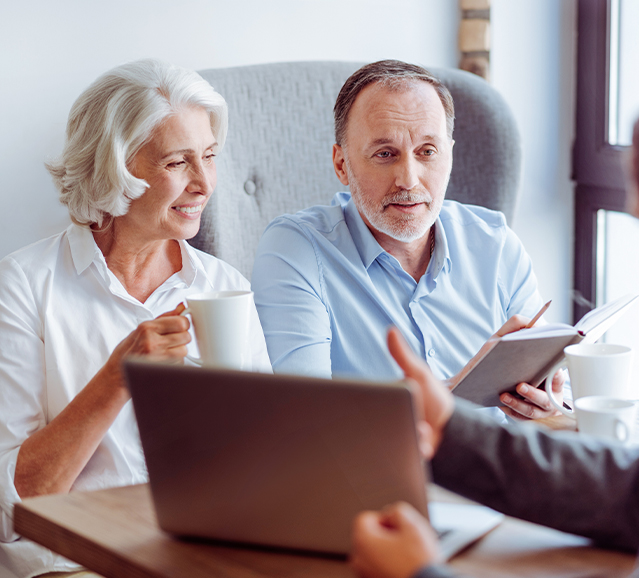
left=332, top=144, right=350, bottom=186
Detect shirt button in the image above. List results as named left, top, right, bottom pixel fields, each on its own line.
left=427, top=349, right=436, bottom=357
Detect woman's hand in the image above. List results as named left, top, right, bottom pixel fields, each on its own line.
left=350, top=502, right=440, bottom=578
left=101, top=303, right=191, bottom=393
left=15, top=304, right=191, bottom=499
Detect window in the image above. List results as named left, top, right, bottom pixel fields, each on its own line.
left=574, top=0, right=639, bottom=367
left=574, top=0, right=627, bottom=322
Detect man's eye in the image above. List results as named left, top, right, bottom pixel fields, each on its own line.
left=422, top=149, right=436, bottom=157
left=376, top=151, right=392, bottom=158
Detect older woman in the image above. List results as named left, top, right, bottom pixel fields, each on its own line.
left=0, top=60, right=271, bottom=578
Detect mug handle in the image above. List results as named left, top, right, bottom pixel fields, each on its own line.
left=544, top=358, right=573, bottom=417
left=615, top=419, right=629, bottom=443
left=180, top=307, right=202, bottom=366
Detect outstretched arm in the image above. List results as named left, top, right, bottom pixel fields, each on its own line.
left=389, top=327, right=639, bottom=551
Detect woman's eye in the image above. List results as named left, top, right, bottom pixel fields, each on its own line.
left=204, top=153, right=216, bottom=162
left=167, top=160, right=186, bottom=168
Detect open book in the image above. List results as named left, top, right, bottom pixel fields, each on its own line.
left=451, top=294, right=639, bottom=407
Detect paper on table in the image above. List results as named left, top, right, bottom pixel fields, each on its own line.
left=429, top=502, right=504, bottom=561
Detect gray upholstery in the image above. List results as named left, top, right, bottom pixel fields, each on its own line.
left=192, top=61, right=521, bottom=279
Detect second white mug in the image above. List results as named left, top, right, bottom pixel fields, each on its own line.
left=545, top=342, right=634, bottom=417
left=574, top=396, right=637, bottom=443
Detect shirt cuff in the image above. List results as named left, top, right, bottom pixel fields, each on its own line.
left=0, top=446, right=22, bottom=542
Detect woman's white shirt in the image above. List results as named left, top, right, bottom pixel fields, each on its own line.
left=0, top=224, right=271, bottom=578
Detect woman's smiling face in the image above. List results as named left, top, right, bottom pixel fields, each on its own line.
left=122, top=106, right=217, bottom=243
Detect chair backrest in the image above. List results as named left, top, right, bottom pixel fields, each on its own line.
left=193, top=61, right=521, bottom=279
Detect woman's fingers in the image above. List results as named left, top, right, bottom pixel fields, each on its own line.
left=157, top=302, right=187, bottom=318
left=128, top=316, right=191, bottom=356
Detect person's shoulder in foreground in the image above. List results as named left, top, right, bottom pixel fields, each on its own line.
left=433, top=397, right=639, bottom=550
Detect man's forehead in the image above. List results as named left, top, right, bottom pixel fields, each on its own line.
left=346, top=81, right=448, bottom=141
left=368, top=133, right=445, bottom=146
left=356, top=80, right=441, bottom=108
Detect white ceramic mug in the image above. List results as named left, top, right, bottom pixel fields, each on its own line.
left=545, top=343, right=634, bottom=417
left=574, top=396, right=637, bottom=443
left=180, top=290, right=253, bottom=369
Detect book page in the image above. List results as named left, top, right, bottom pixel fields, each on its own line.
left=501, top=323, right=574, bottom=341
left=575, top=293, right=639, bottom=342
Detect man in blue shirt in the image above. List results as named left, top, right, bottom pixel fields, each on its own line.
left=252, top=60, right=563, bottom=419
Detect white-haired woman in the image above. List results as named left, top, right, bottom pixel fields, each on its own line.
left=0, top=60, right=271, bottom=578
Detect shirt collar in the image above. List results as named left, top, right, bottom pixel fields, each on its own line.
left=428, top=216, right=452, bottom=278
left=67, top=222, right=199, bottom=286
left=68, top=223, right=101, bottom=275
left=178, top=240, right=199, bottom=286
left=343, top=196, right=386, bottom=269
left=342, top=193, right=452, bottom=277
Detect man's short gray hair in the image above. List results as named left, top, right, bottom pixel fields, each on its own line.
left=333, top=60, right=455, bottom=146
left=47, top=59, right=228, bottom=227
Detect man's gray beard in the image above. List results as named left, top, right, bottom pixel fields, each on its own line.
left=348, top=171, right=443, bottom=244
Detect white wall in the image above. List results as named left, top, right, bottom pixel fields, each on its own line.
left=0, top=0, right=458, bottom=259
left=1, top=0, right=575, bottom=322
left=492, top=0, right=576, bottom=324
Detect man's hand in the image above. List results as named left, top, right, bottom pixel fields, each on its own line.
left=445, top=315, right=529, bottom=390
left=388, top=327, right=454, bottom=457
left=493, top=314, right=565, bottom=419
left=446, top=314, right=565, bottom=420
left=350, top=502, right=440, bottom=578
left=500, top=370, right=565, bottom=420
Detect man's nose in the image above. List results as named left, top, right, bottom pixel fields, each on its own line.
left=394, top=156, right=420, bottom=190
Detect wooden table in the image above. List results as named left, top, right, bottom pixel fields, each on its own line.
left=14, top=483, right=636, bottom=578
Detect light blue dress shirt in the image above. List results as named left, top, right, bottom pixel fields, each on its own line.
left=252, top=193, right=543, bottom=382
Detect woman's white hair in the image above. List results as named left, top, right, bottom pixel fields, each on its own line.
left=47, top=59, right=228, bottom=227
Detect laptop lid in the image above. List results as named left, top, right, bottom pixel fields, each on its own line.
left=125, top=360, right=429, bottom=555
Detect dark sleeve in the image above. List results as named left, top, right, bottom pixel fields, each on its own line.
left=431, top=399, right=639, bottom=551
left=411, top=564, right=463, bottom=578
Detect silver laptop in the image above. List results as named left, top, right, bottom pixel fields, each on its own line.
left=124, top=360, right=502, bottom=558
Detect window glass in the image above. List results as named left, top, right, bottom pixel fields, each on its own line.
left=609, top=0, right=639, bottom=146
left=597, top=209, right=639, bottom=382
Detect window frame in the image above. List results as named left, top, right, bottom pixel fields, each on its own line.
left=573, top=0, right=628, bottom=322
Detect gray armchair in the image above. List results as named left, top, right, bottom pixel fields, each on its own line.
left=192, top=61, right=521, bottom=279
